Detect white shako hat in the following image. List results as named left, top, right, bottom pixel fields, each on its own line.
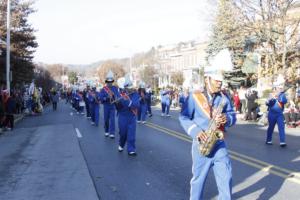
left=205, top=48, right=233, bottom=81
left=117, top=77, right=126, bottom=89
left=105, top=70, right=114, bottom=83
left=139, top=81, right=145, bottom=88
left=123, top=74, right=133, bottom=88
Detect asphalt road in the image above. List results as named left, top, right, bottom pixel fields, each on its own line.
left=0, top=101, right=299, bottom=200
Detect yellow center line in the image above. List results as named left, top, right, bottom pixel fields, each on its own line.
left=144, top=122, right=300, bottom=185
left=145, top=123, right=191, bottom=143
left=230, top=155, right=300, bottom=185
left=228, top=150, right=300, bottom=179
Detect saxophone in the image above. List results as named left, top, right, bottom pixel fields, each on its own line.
left=199, top=93, right=227, bottom=156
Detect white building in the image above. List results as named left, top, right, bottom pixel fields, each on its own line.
left=156, top=40, right=208, bottom=88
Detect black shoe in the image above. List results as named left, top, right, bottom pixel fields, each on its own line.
left=128, top=152, right=137, bottom=156
left=280, top=143, right=287, bottom=147
left=148, top=114, right=152, bottom=117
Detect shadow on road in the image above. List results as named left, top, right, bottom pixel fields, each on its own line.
left=229, top=123, right=300, bottom=199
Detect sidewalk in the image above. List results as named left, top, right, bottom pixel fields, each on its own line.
left=0, top=114, right=25, bottom=133
left=0, top=123, right=99, bottom=200
left=1, top=103, right=51, bottom=133
left=236, top=113, right=300, bottom=136
left=14, top=113, right=24, bottom=123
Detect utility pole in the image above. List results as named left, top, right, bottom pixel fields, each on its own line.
left=6, top=0, right=11, bottom=94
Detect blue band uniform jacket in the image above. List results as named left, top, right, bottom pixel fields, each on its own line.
left=179, top=91, right=236, bottom=142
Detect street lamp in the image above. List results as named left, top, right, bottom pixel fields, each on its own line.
left=6, top=0, right=11, bottom=94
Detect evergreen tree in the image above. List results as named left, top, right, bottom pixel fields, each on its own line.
left=0, top=0, right=38, bottom=86
left=206, top=0, right=245, bottom=59
left=206, top=0, right=248, bottom=86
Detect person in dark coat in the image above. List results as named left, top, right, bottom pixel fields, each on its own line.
left=245, top=89, right=258, bottom=121
left=4, top=92, right=16, bottom=130
left=0, top=94, right=5, bottom=131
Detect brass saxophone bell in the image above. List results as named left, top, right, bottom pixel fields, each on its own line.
left=215, top=131, right=224, bottom=140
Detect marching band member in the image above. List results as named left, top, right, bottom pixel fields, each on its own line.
left=160, top=88, right=169, bottom=116
left=87, top=88, right=94, bottom=120
left=71, top=86, right=79, bottom=111
left=99, top=71, right=119, bottom=138
left=74, top=90, right=82, bottom=114
left=78, top=87, right=86, bottom=115
left=145, top=85, right=153, bottom=117
left=266, top=75, right=288, bottom=147
left=89, top=87, right=100, bottom=126
left=179, top=49, right=236, bottom=200
left=115, top=75, right=140, bottom=156
left=137, top=82, right=147, bottom=124
left=164, top=88, right=171, bottom=117
left=179, top=87, right=189, bottom=112
left=94, top=88, right=101, bottom=126
left=83, top=86, right=91, bottom=118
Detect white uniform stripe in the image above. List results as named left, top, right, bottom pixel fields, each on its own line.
left=128, top=100, right=132, bottom=107
left=187, top=124, right=197, bottom=135
left=228, top=115, right=233, bottom=126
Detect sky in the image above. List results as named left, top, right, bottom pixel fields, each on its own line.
left=28, top=0, right=215, bottom=65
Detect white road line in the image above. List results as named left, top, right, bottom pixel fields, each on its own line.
left=70, top=112, right=73, bottom=116
left=75, top=128, right=82, bottom=138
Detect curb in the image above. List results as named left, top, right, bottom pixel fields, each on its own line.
left=14, top=114, right=25, bottom=124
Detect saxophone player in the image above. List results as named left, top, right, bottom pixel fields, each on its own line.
left=179, top=69, right=236, bottom=200
left=89, top=87, right=100, bottom=126
left=265, top=74, right=287, bottom=147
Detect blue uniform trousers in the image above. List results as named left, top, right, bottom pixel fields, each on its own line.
left=103, top=104, right=115, bottom=134
left=161, top=102, right=166, bottom=114
left=266, top=112, right=285, bottom=143
left=85, top=100, right=90, bottom=117
left=190, top=141, right=232, bottom=200
left=75, top=100, right=79, bottom=111
left=118, top=113, right=137, bottom=153
left=165, top=103, right=170, bottom=115
left=90, top=104, right=95, bottom=123
left=138, top=103, right=147, bottom=121
left=94, top=104, right=99, bottom=126
left=146, top=100, right=152, bottom=115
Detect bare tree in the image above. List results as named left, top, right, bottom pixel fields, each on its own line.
left=97, top=60, right=125, bottom=83
left=234, top=0, right=300, bottom=81
left=171, top=71, right=184, bottom=86
left=139, top=66, right=157, bottom=87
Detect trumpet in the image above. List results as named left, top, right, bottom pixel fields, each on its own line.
left=103, top=86, right=116, bottom=104
left=112, top=89, right=138, bottom=115
left=111, top=89, right=135, bottom=104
